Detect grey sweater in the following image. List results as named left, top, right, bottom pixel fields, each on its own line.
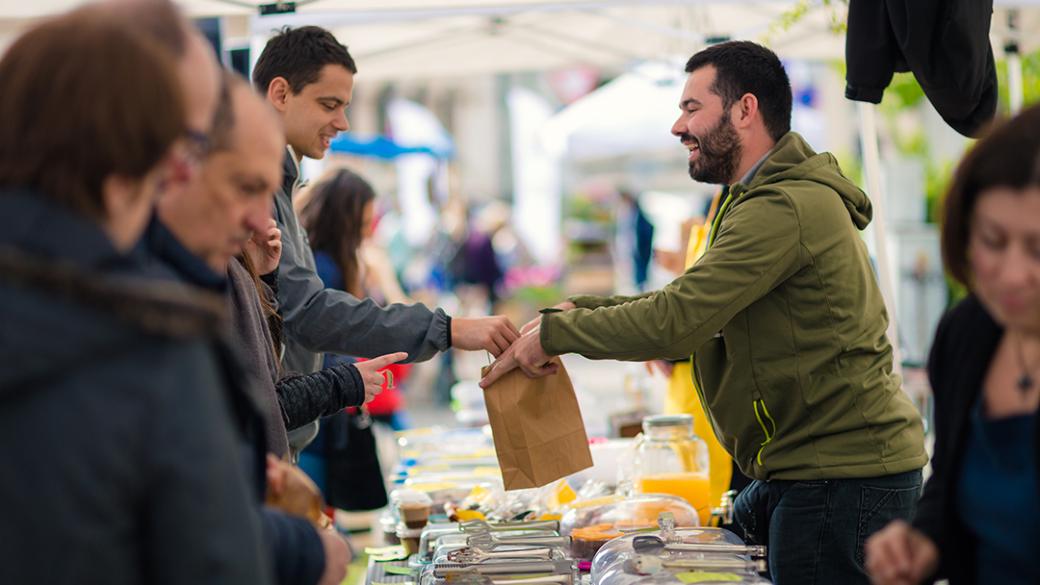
left=226, top=258, right=368, bottom=457
left=273, top=151, right=451, bottom=376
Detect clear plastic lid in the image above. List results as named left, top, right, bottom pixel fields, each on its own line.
left=392, top=488, right=435, bottom=506
left=593, top=567, right=771, bottom=584
left=561, top=494, right=698, bottom=536
left=591, top=527, right=759, bottom=582
left=560, top=494, right=699, bottom=561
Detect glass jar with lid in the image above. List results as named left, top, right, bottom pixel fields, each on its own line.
left=626, top=414, right=711, bottom=525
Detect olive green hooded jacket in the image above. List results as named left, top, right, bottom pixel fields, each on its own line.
left=541, top=132, right=927, bottom=481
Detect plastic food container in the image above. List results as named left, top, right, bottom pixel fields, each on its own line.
left=560, top=494, right=698, bottom=560
left=391, top=488, right=434, bottom=529
left=591, top=527, right=770, bottom=585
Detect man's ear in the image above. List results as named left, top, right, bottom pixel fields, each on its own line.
left=267, top=76, right=292, bottom=112
left=101, top=174, right=140, bottom=219
left=731, top=93, right=759, bottom=130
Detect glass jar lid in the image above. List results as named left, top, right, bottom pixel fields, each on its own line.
left=642, top=414, right=693, bottom=434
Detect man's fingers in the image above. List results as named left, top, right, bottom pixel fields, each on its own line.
left=907, top=533, right=937, bottom=581
left=517, top=355, right=556, bottom=379
left=519, top=317, right=540, bottom=335
left=518, top=362, right=554, bottom=379
left=866, top=523, right=916, bottom=585
left=491, top=331, right=513, bottom=356
left=501, top=317, right=520, bottom=339
left=888, top=524, right=913, bottom=575
left=485, top=335, right=506, bottom=357
left=479, top=354, right=514, bottom=388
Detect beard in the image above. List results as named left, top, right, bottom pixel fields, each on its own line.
left=684, top=113, right=742, bottom=185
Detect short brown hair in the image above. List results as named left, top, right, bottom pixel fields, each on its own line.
left=92, top=0, right=188, bottom=56
left=941, top=103, right=1040, bottom=287
left=0, top=9, right=186, bottom=221
left=210, top=71, right=249, bottom=153
left=252, top=26, right=356, bottom=94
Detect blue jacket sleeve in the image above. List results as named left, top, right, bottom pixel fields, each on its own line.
left=261, top=508, right=325, bottom=585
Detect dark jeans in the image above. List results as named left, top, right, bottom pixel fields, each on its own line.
left=732, top=469, right=922, bottom=585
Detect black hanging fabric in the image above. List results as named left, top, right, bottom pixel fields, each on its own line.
left=845, top=0, right=998, bottom=137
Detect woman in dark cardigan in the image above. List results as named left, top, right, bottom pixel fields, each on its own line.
left=866, top=105, right=1040, bottom=584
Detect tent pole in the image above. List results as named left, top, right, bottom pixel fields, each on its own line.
left=1008, top=50, right=1023, bottom=114
left=1006, top=9, right=1024, bottom=115
left=858, top=101, right=904, bottom=377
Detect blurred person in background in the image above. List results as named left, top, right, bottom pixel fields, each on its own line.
left=617, top=189, right=655, bottom=292
left=298, top=167, right=414, bottom=431
left=295, top=167, right=413, bottom=511
left=450, top=202, right=508, bottom=310
left=866, top=104, right=1040, bottom=585
left=0, top=8, right=270, bottom=585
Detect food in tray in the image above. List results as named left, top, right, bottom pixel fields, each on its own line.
left=560, top=494, right=699, bottom=540
left=570, top=523, right=623, bottom=560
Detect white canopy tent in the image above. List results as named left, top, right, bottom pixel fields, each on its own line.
left=2, top=1, right=1038, bottom=78
left=3, top=0, right=1039, bottom=369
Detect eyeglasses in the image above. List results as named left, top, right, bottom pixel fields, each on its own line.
left=184, top=128, right=212, bottom=163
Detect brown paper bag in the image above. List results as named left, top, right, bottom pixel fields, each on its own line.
left=482, top=359, right=594, bottom=490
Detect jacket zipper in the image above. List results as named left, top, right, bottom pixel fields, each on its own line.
left=753, top=399, right=776, bottom=466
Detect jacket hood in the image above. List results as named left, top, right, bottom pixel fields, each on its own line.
left=0, top=265, right=226, bottom=391
left=0, top=275, right=145, bottom=390
left=745, top=132, right=873, bottom=230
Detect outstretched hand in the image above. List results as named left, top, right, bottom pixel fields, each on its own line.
left=354, top=352, right=409, bottom=403
left=479, top=327, right=557, bottom=388
left=519, top=301, right=576, bottom=335
left=451, top=315, right=520, bottom=356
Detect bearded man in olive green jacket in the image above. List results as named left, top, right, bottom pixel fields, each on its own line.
left=481, top=42, right=927, bottom=585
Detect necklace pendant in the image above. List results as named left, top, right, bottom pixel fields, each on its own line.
left=1017, top=374, right=1034, bottom=392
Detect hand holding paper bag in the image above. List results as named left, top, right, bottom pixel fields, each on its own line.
left=480, top=326, right=556, bottom=388
left=481, top=358, right=594, bottom=490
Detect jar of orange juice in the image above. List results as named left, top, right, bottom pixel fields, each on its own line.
left=630, top=414, right=711, bottom=525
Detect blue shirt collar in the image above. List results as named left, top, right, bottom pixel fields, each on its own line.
left=140, top=214, right=226, bottom=291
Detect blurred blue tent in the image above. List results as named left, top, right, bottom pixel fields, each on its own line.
left=328, top=134, right=453, bottom=160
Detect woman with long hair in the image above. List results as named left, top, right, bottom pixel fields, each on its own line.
left=296, top=167, right=412, bottom=511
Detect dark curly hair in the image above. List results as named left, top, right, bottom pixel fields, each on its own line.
left=252, top=26, right=357, bottom=95
left=685, top=40, right=792, bottom=142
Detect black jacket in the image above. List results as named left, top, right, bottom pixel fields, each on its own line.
left=914, top=295, right=1040, bottom=583
left=138, top=217, right=326, bottom=585
left=0, top=191, right=271, bottom=585
left=845, top=0, right=997, bottom=137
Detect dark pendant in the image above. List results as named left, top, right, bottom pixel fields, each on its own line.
left=1017, top=374, right=1034, bottom=392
